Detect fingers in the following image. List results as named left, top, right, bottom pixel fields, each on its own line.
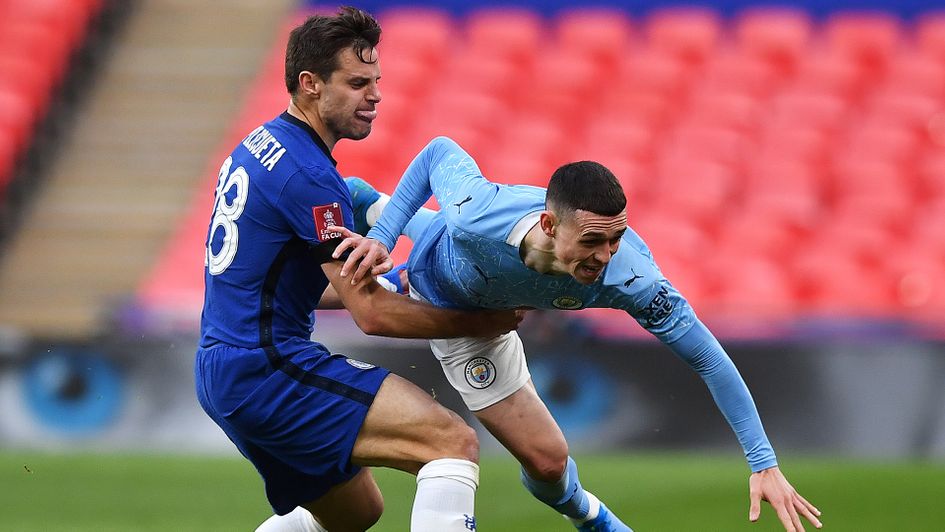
left=795, top=495, right=822, bottom=529
left=773, top=502, right=799, bottom=532
left=797, top=493, right=821, bottom=518
left=327, top=225, right=355, bottom=238
left=748, top=490, right=761, bottom=522
left=370, top=259, right=394, bottom=276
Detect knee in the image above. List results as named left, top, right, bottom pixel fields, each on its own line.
left=521, top=443, right=569, bottom=483
left=437, top=411, right=479, bottom=463
left=358, top=498, right=384, bottom=530
left=316, top=496, right=383, bottom=532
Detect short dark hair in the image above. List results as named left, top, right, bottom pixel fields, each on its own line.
left=284, top=6, right=381, bottom=95
left=546, top=161, right=627, bottom=217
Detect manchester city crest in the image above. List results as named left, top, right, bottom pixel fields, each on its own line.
left=464, top=357, right=496, bottom=389
left=552, top=296, right=583, bottom=310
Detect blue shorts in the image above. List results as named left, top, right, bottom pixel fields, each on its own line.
left=195, top=337, right=390, bottom=514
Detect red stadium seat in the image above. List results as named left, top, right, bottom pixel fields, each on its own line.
left=883, top=51, right=945, bottom=98
left=828, top=157, right=915, bottom=224
left=866, top=90, right=943, bottom=132
left=521, top=48, right=601, bottom=122
left=881, top=243, right=945, bottom=317
left=0, top=128, right=17, bottom=191
left=464, top=8, right=544, bottom=68
left=768, top=89, right=851, bottom=132
left=839, top=120, right=921, bottom=167
left=576, top=118, right=657, bottom=166
left=742, top=156, right=824, bottom=228
left=0, top=88, right=36, bottom=153
left=699, top=51, right=783, bottom=97
left=377, top=7, right=453, bottom=67
left=917, top=150, right=945, bottom=201
left=644, top=7, right=723, bottom=67
left=823, top=11, right=904, bottom=76
left=916, top=11, right=945, bottom=60
left=707, top=253, right=799, bottom=318
left=755, top=124, right=832, bottom=167
left=618, top=49, right=690, bottom=97
left=686, top=87, right=764, bottom=133
left=554, top=8, right=633, bottom=69
left=651, top=155, right=738, bottom=228
left=733, top=7, right=813, bottom=76
left=791, top=241, right=894, bottom=317
left=663, top=124, right=750, bottom=169
left=793, top=51, right=867, bottom=99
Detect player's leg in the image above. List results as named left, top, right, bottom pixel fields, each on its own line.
left=431, top=332, right=632, bottom=531
left=250, top=375, right=479, bottom=532
left=340, top=372, right=480, bottom=531
left=475, top=383, right=632, bottom=532
left=200, top=344, right=477, bottom=532
left=256, top=468, right=382, bottom=531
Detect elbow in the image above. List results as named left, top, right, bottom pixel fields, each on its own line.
left=350, top=310, right=386, bottom=336
left=349, top=298, right=401, bottom=337
left=355, top=315, right=388, bottom=336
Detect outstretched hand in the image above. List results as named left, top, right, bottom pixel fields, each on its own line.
left=749, top=466, right=822, bottom=531
left=328, top=225, right=392, bottom=283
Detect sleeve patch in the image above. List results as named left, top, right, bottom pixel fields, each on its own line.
left=312, top=203, right=344, bottom=241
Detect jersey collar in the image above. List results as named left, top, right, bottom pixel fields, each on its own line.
left=278, top=111, right=337, bottom=166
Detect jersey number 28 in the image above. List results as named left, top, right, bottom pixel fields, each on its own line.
left=206, top=156, right=249, bottom=275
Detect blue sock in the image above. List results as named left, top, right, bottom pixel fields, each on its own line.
left=520, top=457, right=591, bottom=520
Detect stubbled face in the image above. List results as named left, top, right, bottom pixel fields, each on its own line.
left=317, top=46, right=381, bottom=145
left=551, top=209, right=628, bottom=285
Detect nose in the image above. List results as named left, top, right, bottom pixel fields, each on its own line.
left=367, top=82, right=381, bottom=103
left=593, top=244, right=612, bottom=265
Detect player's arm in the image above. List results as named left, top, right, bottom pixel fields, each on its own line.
left=366, top=136, right=489, bottom=253
left=320, top=259, right=523, bottom=338
left=653, top=302, right=822, bottom=530
left=318, top=265, right=407, bottom=309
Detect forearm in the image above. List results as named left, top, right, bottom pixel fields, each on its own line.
left=667, top=320, right=778, bottom=472
left=322, top=261, right=498, bottom=339
left=366, top=140, right=439, bottom=250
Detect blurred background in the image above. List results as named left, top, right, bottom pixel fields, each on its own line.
left=0, top=0, right=943, bottom=530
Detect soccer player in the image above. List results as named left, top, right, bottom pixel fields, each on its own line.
left=196, top=11, right=524, bottom=532
left=341, top=137, right=824, bottom=532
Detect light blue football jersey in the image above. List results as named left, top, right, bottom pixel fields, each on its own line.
left=369, top=136, right=778, bottom=472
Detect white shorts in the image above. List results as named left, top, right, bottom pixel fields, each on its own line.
left=412, top=289, right=530, bottom=411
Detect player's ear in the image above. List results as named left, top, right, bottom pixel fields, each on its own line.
left=298, top=71, right=321, bottom=98
left=539, top=211, right=557, bottom=238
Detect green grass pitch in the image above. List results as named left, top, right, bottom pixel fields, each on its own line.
left=2, top=450, right=943, bottom=531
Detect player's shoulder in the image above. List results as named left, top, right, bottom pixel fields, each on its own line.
left=601, top=227, right=662, bottom=290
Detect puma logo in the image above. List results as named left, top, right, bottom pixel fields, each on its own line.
left=624, top=268, right=644, bottom=287
left=454, top=195, right=473, bottom=214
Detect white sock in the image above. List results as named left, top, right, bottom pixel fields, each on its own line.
left=365, top=193, right=390, bottom=228
left=568, top=492, right=602, bottom=525
left=255, top=506, right=326, bottom=532
left=411, top=458, right=480, bottom=532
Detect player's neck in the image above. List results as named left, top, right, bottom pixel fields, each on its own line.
left=520, top=223, right=558, bottom=274
left=287, top=99, right=336, bottom=150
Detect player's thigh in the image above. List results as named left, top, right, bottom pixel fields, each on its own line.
left=352, top=373, right=478, bottom=474
left=302, top=467, right=383, bottom=532
left=473, top=379, right=569, bottom=480
left=430, top=330, right=532, bottom=411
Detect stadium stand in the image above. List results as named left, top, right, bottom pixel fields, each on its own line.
left=131, top=4, right=945, bottom=339
left=0, top=1, right=941, bottom=340
left=0, top=0, right=296, bottom=337
left=0, top=0, right=102, bottom=202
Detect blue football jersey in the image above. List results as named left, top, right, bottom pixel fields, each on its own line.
left=368, top=136, right=778, bottom=472
left=200, top=112, right=354, bottom=348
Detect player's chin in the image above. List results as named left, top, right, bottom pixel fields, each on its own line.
left=574, top=265, right=603, bottom=284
